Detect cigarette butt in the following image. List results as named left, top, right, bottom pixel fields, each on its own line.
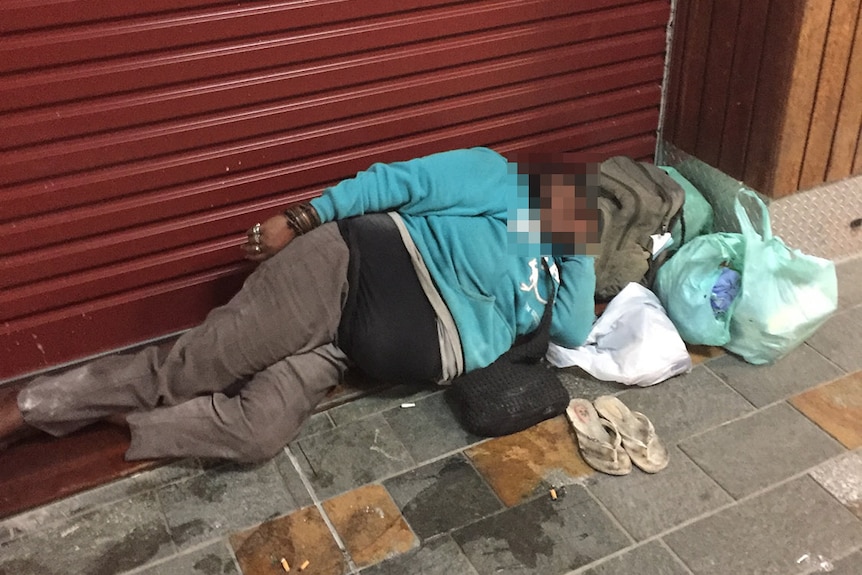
left=299, top=559, right=310, bottom=571
left=400, top=402, right=415, bottom=408
left=281, top=557, right=290, bottom=571
left=550, top=488, right=558, bottom=500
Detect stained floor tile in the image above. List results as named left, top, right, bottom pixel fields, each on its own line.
left=810, top=450, right=862, bottom=519
left=706, top=343, right=844, bottom=407
left=791, top=371, right=862, bottom=448
left=229, top=506, right=346, bottom=575
left=465, top=416, right=593, bottom=507
left=382, top=391, right=482, bottom=463
left=663, top=476, right=862, bottom=575
left=580, top=541, right=689, bottom=575
left=679, top=403, right=845, bottom=499
left=321, top=484, right=417, bottom=568
left=451, top=484, right=630, bottom=575
left=158, top=460, right=302, bottom=549
left=609, top=366, right=754, bottom=444
left=0, top=493, right=174, bottom=575
left=383, top=454, right=503, bottom=541
left=293, top=414, right=414, bottom=500
left=806, top=306, right=862, bottom=372
left=133, top=541, right=239, bottom=575
left=358, top=535, right=479, bottom=575
left=586, top=446, right=732, bottom=540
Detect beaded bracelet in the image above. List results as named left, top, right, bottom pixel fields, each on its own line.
left=283, top=203, right=321, bottom=235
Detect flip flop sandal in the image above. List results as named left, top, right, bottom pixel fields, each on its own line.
left=565, top=398, right=631, bottom=476
left=593, top=396, right=669, bottom=473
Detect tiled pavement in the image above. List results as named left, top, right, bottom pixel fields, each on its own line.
left=1, top=256, right=861, bottom=575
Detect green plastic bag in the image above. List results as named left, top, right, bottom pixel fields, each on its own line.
left=724, top=190, right=837, bottom=364
left=654, top=232, right=745, bottom=346
left=661, top=166, right=714, bottom=247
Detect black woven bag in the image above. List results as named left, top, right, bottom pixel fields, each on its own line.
left=448, top=261, right=569, bottom=437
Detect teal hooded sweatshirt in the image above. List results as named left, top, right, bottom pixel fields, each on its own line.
left=309, top=147, right=596, bottom=372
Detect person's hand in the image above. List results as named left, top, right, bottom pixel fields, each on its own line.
left=243, top=214, right=296, bottom=261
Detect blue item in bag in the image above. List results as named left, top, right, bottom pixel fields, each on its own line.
left=710, top=267, right=741, bottom=315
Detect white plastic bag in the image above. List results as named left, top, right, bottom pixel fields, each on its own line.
left=547, top=282, right=692, bottom=386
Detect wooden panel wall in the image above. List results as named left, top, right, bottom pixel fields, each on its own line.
left=664, top=0, right=862, bottom=198
left=0, top=0, right=670, bottom=381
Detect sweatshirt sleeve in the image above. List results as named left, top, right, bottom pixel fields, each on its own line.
left=550, top=256, right=596, bottom=348
left=309, top=148, right=510, bottom=222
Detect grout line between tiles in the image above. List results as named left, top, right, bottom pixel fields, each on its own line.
left=619, top=454, right=858, bottom=553
left=656, top=537, right=696, bottom=575
left=223, top=538, right=246, bottom=575
left=581, top=483, right=638, bottom=546
left=673, top=363, right=848, bottom=449
left=118, top=536, right=236, bottom=575
left=700, top=362, right=759, bottom=411
left=570, top=445, right=862, bottom=575
left=283, top=444, right=358, bottom=574
left=805, top=462, right=862, bottom=526
left=804, top=330, right=855, bottom=374
left=151, top=488, right=179, bottom=557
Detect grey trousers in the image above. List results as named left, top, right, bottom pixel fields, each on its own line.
left=18, top=223, right=351, bottom=462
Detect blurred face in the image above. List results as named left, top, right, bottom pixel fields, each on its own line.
left=538, top=173, right=599, bottom=246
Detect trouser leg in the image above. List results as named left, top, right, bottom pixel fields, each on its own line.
left=124, top=344, right=347, bottom=462
left=19, top=223, right=350, bottom=437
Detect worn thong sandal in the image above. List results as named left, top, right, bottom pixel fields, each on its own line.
left=565, top=398, right=631, bottom=476
left=593, top=396, right=669, bottom=473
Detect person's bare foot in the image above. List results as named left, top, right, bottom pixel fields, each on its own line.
left=0, top=384, right=33, bottom=451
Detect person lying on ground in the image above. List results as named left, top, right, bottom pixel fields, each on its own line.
left=0, top=147, right=600, bottom=463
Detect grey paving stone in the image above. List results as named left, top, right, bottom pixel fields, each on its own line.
left=0, top=499, right=76, bottom=545
left=128, top=541, right=239, bottom=575
left=382, top=390, right=482, bottom=463
left=158, top=459, right=302, bottom=549
left=0, top=460, right=197, bottom=545
left=586, top=446, right=732, bottom=540
left=810, top=449, right=862, bottom=519
left=580, top=541, right=690, bottom=575
left=383, top=454, right=503, bottom=541
left=64, top=459, right=202, bottom=518
left=327, top=383, right=436, bottom=426
left=294, top=410, right=334, bottom=440
left=272, top=449, right=315, bottom=509
left=836, top=255, right=862, bottom=310
left=806, top=305, right=862, bottom=372
left=557, top=367, right=629, bottom=400
left=820, top=547, right=862, bottom=575
left=663, top=476, right=862, bottom=575
left=0, top=493, right=174, bottom=575
left=610, top=366, right=754, bottom=445
left=358, top=535, right=480, bottom=575
left=294, top=413, right=414, bottom=499
left=679, top=403, right=845, bottom=499
left=451, top=484, right=630, bottom=575
left=706, top=344, right=845, bottom=407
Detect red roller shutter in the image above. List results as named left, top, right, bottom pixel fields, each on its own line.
left=0, top=0, right=669, bottom=380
